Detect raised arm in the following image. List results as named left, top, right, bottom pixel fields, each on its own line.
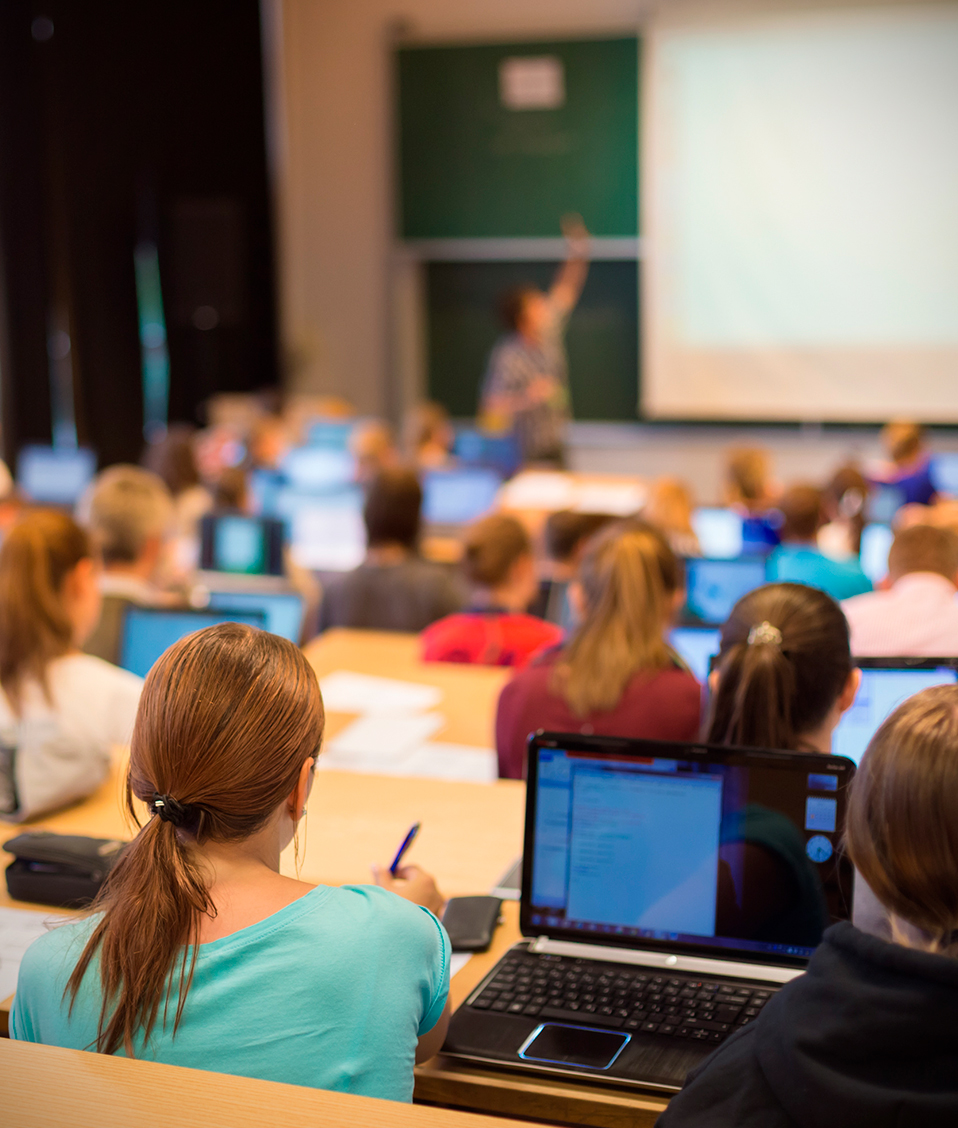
left=549, top=214, right=591, bottom=315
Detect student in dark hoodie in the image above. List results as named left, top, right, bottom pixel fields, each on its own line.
left=658, top=683, right=958, bottom=1128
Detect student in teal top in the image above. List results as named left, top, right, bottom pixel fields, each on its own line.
left=10, top=623, right=450, bottom=1103
left=766, top=484, right=872, bottom=601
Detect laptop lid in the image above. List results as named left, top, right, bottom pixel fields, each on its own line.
left=421, top=467, right=502, bottom=526
left=521, top=733, right=855, bottom=972
left=691, top=508, right=743, bottom=559
left=207, top=590, right=304, bottom=642
left=668, top=626, right=721, bottom=683
left=17, top=445, right=96, bottom=506
left=199, top=514, right=286, bottom=576
left=120, top=606, right=268, bottom=678
left=681, top=557, right=767, bottom=626
left=832, top=657, right=958, bottom=766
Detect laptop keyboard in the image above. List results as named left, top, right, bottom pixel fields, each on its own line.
left=469, top=949, right=775, bottom=1045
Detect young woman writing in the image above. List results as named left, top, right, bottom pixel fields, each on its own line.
left=11, top=623, right=450, bottom=1102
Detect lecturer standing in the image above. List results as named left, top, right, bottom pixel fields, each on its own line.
left=480, top=216, right=590, bottom=466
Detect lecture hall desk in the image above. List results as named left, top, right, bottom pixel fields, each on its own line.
left=0, top=630, right=670, bottom=1127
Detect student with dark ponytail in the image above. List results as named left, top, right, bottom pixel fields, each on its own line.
left=658, top=685, right=958, bottom=1126
left=706, top=582, right=859, bottom=754
left=11, top=623, right=450, bottom=1102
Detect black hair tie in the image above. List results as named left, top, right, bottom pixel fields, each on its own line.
left=150, top=792, right=193, bottom=829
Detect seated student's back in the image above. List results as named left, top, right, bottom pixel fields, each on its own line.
left=495, top=522, right=701, bottom=779
left=658, top=685, right=958, bottom=1127
left=11, top=624, right=450, bottom=1102
left=319, top=468, right=464, bottom=632
left=0, top=510, right=142, bottom=820
left=767, top=484, right=871, bottom=600
left=842, top=524, right=958, bottom=656
left=421, top=513, right=562, bottom=666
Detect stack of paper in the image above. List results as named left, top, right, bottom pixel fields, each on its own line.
left=317, top=670, right=496, bottom=783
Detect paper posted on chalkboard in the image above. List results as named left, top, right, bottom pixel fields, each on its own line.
left=499, top=56, right=565, bottom=110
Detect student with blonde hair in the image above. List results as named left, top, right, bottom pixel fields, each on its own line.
left=421, top=514, right=563, bottom=666
left=659, top=684, right=958, bottom=1126
left=0, top=510, right=142, bottom=819
left=495, top=521, right=700, bottom=778
left=12, top=623, right=449, bottom=1101
left=643, top=477, right=700, bottom=557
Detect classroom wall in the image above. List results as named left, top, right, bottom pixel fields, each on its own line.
left=269, top=0, right=937, bottom=418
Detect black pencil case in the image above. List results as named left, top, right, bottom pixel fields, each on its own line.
left=3, top=830, right=127, bottom=907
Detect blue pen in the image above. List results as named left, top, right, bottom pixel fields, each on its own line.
left=389, top=822, right=421, bottom=876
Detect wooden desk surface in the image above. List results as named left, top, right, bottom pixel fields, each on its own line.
left=302, top=628, right=511, bottom=751
left=0, top=1038, right=530, bottom=1128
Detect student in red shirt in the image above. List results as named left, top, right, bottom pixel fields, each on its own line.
left=495, top=521, right=702, bottom=779
left=421, top=514, right=563, bottom=667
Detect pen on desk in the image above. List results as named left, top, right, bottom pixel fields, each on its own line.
left=389, top=822, right=421, bottom=876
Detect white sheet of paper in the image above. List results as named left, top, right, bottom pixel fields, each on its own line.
left=0, top=907, right=57, bottom=1001
left=572, top=481, right=648, bottom=516
left=449, top=952, right=472, bottom=978
left=319, top=671, right=443, bottom=716
left=320, top=713, right=446, bottom=772
left=498, top=471, right=575, bottom=511
left=395, top=743, right=497, bottom=784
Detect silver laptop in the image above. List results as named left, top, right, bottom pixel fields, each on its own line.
left=442, top=732, right=855, bottom=1092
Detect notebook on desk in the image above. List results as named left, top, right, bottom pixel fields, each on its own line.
left=443, top=732, right=855, bottom=1093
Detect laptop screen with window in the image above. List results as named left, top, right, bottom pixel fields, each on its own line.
left=120, top=607, right=267, bottom=678
left=832, top=661, right=958, bottom=766
left=523, top=738, right=855, bottom=967
left=682, top=557, right=768, bottom=626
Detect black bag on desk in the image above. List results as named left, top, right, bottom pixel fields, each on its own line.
left=3, top=831, right=127, bottom=907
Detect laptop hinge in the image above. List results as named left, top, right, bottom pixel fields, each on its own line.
left=528, top=936, right=803, bottom=984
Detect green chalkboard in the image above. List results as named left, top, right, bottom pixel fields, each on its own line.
left=426, top=261, right=639, bottom=421
left=398, top=38, right=639, bottom=238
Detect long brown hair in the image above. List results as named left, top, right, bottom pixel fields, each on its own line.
left=551, top=521, right=681, bottom=716
left=706, top=583, right=851, bottom=750
left=66, top=623, right=325, bottom=1055
left=0, top=509, right=92, bottom=711
left=846, top=685, right=958, bottom=955
left=463, top=514, right=531, bottom=588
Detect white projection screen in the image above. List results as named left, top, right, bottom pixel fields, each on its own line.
left=643, top=5, right=958, bottom=422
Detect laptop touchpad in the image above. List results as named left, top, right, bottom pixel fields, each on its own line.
left=519, top=1023, right=629, bottom=1070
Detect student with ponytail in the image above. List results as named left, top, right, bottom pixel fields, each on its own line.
left=495, top=521, right=701, bottom=778
left=658, top=685, right=958, bottom=1126
left=706, top=582, right=859, bottom=753
left=11, top=623, right=450, bottom=1103
left=0, top=509, right=142, bottom=818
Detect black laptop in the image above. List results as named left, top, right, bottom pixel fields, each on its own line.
left=443, top=732, right=855, bottom=1092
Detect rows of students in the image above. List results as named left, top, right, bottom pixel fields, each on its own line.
left=8, top=554, right=958, bottom=1119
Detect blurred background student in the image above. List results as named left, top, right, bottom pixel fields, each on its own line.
left=642, top=477, right=701, bottom=557
left=421, top=514, right=562, bottom=667
left=842, top=524, right=958, bottom=656
left=529, top=509, right=615, bottom=626
left=870, top=420, right=937, bottom=506
left=79, top=466, right=177, bottom=665
left=403, top=401, right=455, bottom=472
left=767, top=485, right=871, bottom=600
left=659, top=685, right=958, bottom=1127
left=319, top=468, right=464, bottom=632
left=0, top=510, right=142, bottom=819
left=495, top=522, right=700, bottom=779
left=706, top=583, right=859, bottom=754
left=724, top=447, right=777, bottom=514
left=818, top=464, right=869, bottom=559
left=480, top=216, right=590, bottom=466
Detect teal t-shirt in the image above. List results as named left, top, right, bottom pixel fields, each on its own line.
left=10, top=884, right=450, bottom=1103
left=767, top=545, right=872, bottom=601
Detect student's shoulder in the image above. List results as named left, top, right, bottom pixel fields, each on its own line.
left=52, top=653, right=143, bottom=694
left=17, top=915, right=98, bottom=991
left=331, top=885, right=447, bottom=947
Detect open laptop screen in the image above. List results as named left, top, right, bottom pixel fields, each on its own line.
left=682, top=557, right=767, bottom=626
left=668, top=626, right=721, bottom=683
left=120, top=607, right=267, bottom=678
left=199, top=514, right=286, bottom=576
left=522, top=736, right=855, bottom=969
left=832, top=659, right=958, bottom=766
left=207, top=591, right=304, bottom=643
left=17, top=445, right=96, bottom=506
left=421, top=467, right=502, bottom=526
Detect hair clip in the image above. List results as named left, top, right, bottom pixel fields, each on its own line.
left=748, top=621, right=783, bottom=647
